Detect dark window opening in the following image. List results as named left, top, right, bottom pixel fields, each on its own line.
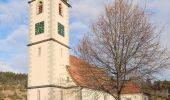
left=59, top=4, right=63, bottom=16
left=38, top=1, right=43, bottom=14
left=58, top=22, right=64, bottom=37
left=35, top=21, right=44, bottom=35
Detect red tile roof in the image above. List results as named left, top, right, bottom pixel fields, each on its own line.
left=122, top=81, right=142, bottom=94
left=67, top=55, right=142, bottom=94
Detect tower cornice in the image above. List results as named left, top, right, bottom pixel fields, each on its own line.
left=27, top=84, right=79, bottom=89
left=61, top=0, right=72, bottom=7
left=27, top=38, right=70, bottom=49
left=28, top=0, right=35, bottom=4
left=28, top=0, right=72, bottom=8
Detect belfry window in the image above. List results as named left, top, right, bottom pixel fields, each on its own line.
left=58, top=22, right=64, bottom=37
left=35, top=21, right=44, bottom=35
left=59, top=4, right=63, bottom=16
left=38, top=1, right=43, bottom=14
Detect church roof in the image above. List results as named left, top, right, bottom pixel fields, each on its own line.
left=67, top=55, right=143, bottom=94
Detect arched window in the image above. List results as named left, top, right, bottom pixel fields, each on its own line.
left=59, top=4, right=63, bottom=16
left=38, top=1, right=43, bottom=14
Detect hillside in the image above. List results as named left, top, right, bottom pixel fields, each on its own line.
left=0, top=72, right=27, bottom=100
left=0, top=72, right=169, bottom=100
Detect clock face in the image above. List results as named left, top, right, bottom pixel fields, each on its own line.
left=58, top=22, right=64, bottom=37
left=35, top=21, right=44, bottom=35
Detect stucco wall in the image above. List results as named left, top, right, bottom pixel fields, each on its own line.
left=82, top=88, right=149, bottom=100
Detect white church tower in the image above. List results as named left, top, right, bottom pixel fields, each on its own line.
left=27, top=0, right=79, bottom=99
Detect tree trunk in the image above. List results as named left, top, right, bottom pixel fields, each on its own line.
left=117, top=92, right=121, bottom=100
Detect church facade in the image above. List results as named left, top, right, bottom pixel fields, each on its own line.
left=27, top=0, right=149, bottom=100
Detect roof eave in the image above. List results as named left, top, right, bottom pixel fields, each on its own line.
left=61, top=0, right=72, bottom=8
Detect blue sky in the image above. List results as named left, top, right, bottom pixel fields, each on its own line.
left=0, top=0, right=170, bottom=79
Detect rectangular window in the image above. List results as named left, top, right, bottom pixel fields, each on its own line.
left=58, top=22, right=64, bottom=37
left=38, top=47, right=41, bottom=56
left=61, top=48, right=63, bottom=57
left=37, top=90, right=40, bottom=100
left=35, top=21, right=44, bottom=35
left=104, top=94, right=107, bottom=100
left=60, top=90, right=63, bottom=100
left=126, top=98, right=131, bottom=100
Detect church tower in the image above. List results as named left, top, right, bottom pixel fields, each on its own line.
left=27, top=0, right=78, bottom=99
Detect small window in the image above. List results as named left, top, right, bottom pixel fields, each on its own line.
left=58, top=22, right=64, bottom=36
left=37, top=90, right=40, bottom=100
left=38, top=1, right=43, bottom=14
left=61, top=48, right=63, bottom=57
left=126, top=98, right=131, bottom=100
left=67, top=77, right=69, bottom=82
left=35, top=21, right=44, bottom=35
left=168, top=88, right=170, bottom=93
left=104, top=94, right=107, bottom=100
left=59, top=4, right=63, bottom=16
left=38, top=47, right=41, bottom=56
left=60, top=90, right=63, bottom=100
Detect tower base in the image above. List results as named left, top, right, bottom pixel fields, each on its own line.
left=27, top=86, right=81, bottom=100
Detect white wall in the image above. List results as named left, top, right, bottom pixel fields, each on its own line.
left=82, top=88, right=149, bottom=100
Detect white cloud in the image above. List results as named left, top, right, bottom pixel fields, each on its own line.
left=69, top=0, right=112, bottom=46
left=147, top=0, right=170, bottom=49
left=70, top=21, right=88, bottom=39
left=70, top=21, right=87, bottom=31
left=0, top=0, right=28, bottom=73
left=0, top=25, right=28, bottom=53
left=0, top=61, right=19, bottom=73
left=0, top=25, right=28, bottom=73
left=8, top=53, right=27, bottom=73
left=69, top=0, right=170, bottom=49
left=70, top=0, right=105, bottom=20
left=0, top=0, right=28, bottom=27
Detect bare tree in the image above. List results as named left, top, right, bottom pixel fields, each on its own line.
left=75, top=0, right=170, bottom=100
